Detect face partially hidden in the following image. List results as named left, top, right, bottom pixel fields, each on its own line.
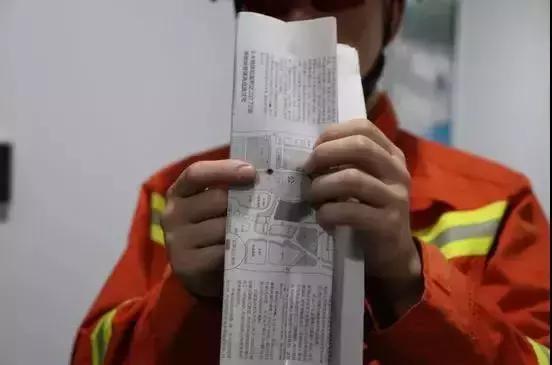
left=241, top=0, right=402, bottom=76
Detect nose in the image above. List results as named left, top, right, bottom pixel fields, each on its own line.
left=282, top=0, right=325, bottom=21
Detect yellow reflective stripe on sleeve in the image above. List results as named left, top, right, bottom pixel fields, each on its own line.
left=414, top=200, right=508, bottom=259
left=90, top=308, right=117, bottom=365
left=150, top=192, right=166, bottom=246
left=415, top=201, right=507, bottom=244
left=440, top=237, right=495, bottom=260
left=151, top=192, right=166, bottom=212
left=150, top=224, right=165, bottom=246
left=528, top=337, right=550, bottom=365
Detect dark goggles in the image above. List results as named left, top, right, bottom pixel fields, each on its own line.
left=235, top=0, right=366, bottom=17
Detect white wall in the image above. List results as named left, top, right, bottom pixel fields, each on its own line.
left=454, top=0, right=550, bottom=216
left=0, top=1, right=549, bottom=365
left=1, top=1, right=17, bottom=362
left=1, top=1, right=236, bottom=364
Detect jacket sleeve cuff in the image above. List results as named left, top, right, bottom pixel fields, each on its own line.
left=365, top=243, right=476, bottom=361
left=142, top=266, right=220, bottom=352
left=131, top=266, right=193, bottom=350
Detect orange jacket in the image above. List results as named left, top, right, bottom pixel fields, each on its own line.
left=71, top=96, right=550, bottom=365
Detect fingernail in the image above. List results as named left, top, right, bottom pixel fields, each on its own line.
left=237, top=164, right=256, bottom=176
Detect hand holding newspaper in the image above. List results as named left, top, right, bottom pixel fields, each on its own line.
left=221, top=12, right=367, bottom=365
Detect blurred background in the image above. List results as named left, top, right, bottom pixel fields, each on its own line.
left=382, top=0, right=458, bottom=144
left=0, top=0, right=549, bottom=364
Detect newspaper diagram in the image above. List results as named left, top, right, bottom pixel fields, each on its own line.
left=221, top=12, right=366, bottom=365
left=226, top=132, right=334, bottom=274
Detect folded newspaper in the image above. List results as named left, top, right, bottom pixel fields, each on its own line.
left=221, top=12, right=367, bottom=365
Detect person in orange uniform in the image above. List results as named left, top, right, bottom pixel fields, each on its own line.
left=71, top=1, right=550, bottom=364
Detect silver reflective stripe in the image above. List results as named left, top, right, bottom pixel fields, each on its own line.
left=431, top=219, right=501, bottom=247
left=96, top=322, right=107, bottom=365
left=151, top=210, right=162, bottom=226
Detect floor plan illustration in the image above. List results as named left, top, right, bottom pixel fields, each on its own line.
left=226, top=132, right=333, bottom=276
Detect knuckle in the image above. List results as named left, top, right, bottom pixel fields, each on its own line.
left=160, top=212, right=170, bottom=231
left=389, top=157, right=410, bottom=184
left=160, top=200, right=176, bottom=226
left=317, top=204, right=336, bottom=226
left=316, top=206, right=329, bottom=225
left=310, top=146, right=323, bottom=163
left=319, top=127, right=336, bottom=142
left=396, top=190, right=410, bottom=206
left=395, top=148, right=406, bottom=161
left=164, top=230, right=177, bottom=247
left=342, top=169, right=363, bottom=191
left=166, top=183, right=178, bottom=198
left=353, top=134, right=371, bottom=151
left=398, top=167, right=412, bottom=186
left=403, top=174, right=412, bottom=190
left=184, top=161, right=205, bottom=182
left=165, top=225, right=193, bottom=250
left=385, top=208, right=402, bottom=228
left=361, top=119, right=375, bottom=133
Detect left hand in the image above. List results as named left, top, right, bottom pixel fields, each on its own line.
left=304, top=119, right=423, bottom=321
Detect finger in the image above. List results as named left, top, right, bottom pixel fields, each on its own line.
left=168, top=160, right=256, bottom=198
left=316, top=119, right=402, bottom=159
left=309, top=168, right=396, bottom=207
left=194, top=244, right=226, bottom=273
left=183, top=270, right=224, bottom=298
left=164, top=188, right=228, bottom=226
left=175, top=244, right=226, bottom=276
left=165, top=217, right=226, bottom=250
left=316, top=201, right=382, bottom=230
left=304, top=135, right=398, bottom=179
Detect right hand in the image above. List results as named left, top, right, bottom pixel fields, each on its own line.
left=161, top=159, right=256, bottom=298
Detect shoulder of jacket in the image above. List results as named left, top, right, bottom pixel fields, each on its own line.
left=401, top=131, right=531, bottom=201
